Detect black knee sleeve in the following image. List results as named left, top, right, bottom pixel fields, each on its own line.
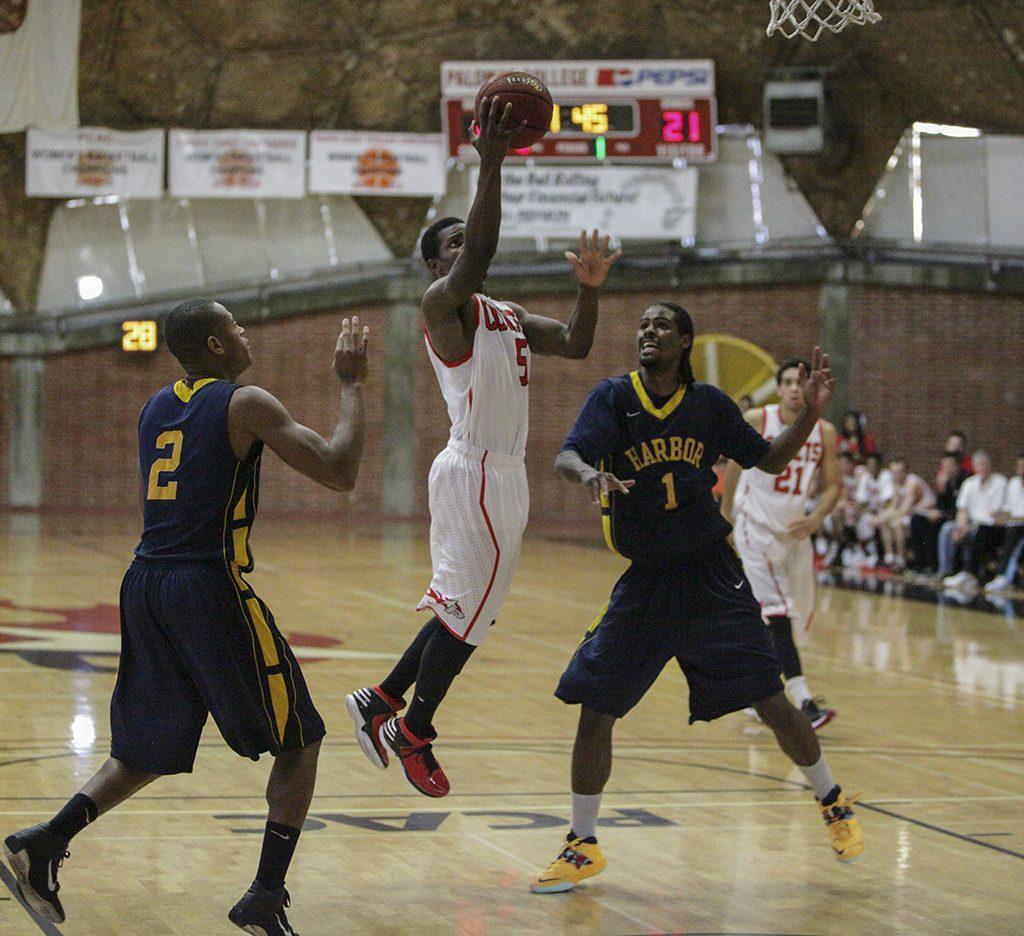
left=404, top=627, right=477, bottom=736
left=767, top=615, right=803, bottom=680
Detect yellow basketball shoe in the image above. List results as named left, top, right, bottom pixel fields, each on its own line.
left=821, top=790, right=864, bottom=863
left=530, top=835, right=607, bottom=893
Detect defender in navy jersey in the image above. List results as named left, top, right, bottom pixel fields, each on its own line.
left=4, top=300, right=368, bottom=934
left=530, top=302, right=863, bottom=895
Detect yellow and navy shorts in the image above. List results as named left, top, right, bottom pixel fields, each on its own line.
left=110, top=559, right=325, bottom=775
left=555, top=539, right=784, bottom=722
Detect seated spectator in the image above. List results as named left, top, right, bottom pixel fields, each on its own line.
left=737, top=394, right=754, bottom=415
left=852, top=452, right=890, bottom=567
left=873, top=458, right=935, bottom=571
left=945, top=430, right=974, bottom=475
left=984, top=452, right=1024, bottom=592
left=822, top=450, right=859, bottom=566
left=838, top=410, right=877, bottom=459
left=940, top=451, right=1008, bottom=589
left=908, top=453, right=965, bottom=573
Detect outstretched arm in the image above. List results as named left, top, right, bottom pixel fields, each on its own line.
left=518, top=230, right=622, bottom=358
left=788, top=422, right=841, bottom=539
left=757, top=348, right=836, bottom=475
left=421, top=98, right=524, bottom=360
left=229, top=318, right=369, bottom=491
left=555, top=448, right=635, bottom=503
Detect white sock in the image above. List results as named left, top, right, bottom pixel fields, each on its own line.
left=571, top=793, right=603, bottom=840
left=798, top=754, right=838, bottom=801
left=786, top=675, right=812, bottom=707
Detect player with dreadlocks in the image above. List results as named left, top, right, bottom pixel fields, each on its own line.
left=529, top=301, right=864, bottom=894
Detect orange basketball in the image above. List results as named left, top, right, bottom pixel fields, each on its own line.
left=474, top=72, right=553, bottom=149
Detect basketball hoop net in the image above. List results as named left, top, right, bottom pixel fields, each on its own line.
left=767, top=0, right=881, bottom=41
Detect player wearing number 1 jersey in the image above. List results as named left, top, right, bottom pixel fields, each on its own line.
left=4, top=300, right=369, bottom=935
left=530, top=305, right=862, bottom=894
left=345, top=95, right=620, bottom=799
left=721, top=358, right=841, bottom=729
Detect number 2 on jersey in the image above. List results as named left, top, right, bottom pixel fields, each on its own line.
left=774, top=464, right=805, bottom=495
left=147, top=430, right=183, bottom=500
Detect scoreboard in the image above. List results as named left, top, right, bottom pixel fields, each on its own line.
left=441, top=60, right=717, bottom=164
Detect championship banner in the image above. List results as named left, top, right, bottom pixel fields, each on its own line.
left=169, top=130, right=306, bottom=199
left=26, top=127, right=164, bottom=198
left=471, top=165, right=698, bottom=240
left=309, top=131, right=447, bottom=196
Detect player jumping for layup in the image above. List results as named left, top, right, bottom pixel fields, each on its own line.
left=346, top=95, right=621, bottom=798
left=3, top=301, right=368, bottom=934
left=720, top=357, right=841, bottom=728
left=531, top=303, right=862, bottom=894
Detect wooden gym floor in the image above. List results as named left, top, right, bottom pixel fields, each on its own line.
left=1, top=514, right=1022, bottom=935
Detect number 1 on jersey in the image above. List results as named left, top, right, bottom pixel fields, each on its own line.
left=661, top=472, right=678, bottom=510
left=147, top=430, right=183, bottom=500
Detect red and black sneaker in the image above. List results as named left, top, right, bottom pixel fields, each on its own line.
left=802, top=697, right=837, bottom=730
left=379, top=716, right=450, bottom=798
left=345, top=685, right=405, bottom=769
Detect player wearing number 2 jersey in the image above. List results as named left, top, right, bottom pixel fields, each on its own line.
left=721, top=358, right=841, bottom=729
left=3, top=300, right=369, bottom=934
left=530, top=306, right=861, bottom=894
left=346, top=94, right=621, bottom=799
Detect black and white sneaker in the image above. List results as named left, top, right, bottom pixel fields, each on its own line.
left=228, top=882, right=299, bottom=935
left=802, top=698, right=837, bottom=730
left=3, top=823, right=70, bottom=923
left=345, top=685, right=404, bottom=769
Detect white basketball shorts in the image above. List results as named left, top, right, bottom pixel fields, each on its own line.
left=417, top=439, right=529, bottom=645
left=733, top=512, right=817, bottom=632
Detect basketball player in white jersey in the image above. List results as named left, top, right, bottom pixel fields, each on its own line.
left=346, top=96, right=621, bottom=797
left=721, top=357, right=841, bottom=729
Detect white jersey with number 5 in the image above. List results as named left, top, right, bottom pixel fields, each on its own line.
left=424, top=293, right=530, bottom=457
left=418, top=293, right=532, bottom=645
left=734, top=405, right=823, bottom=535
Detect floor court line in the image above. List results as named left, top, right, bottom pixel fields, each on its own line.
left=857, top=801, right=1024, bottom=861
left=0, top=860, right=64, bottom=936
left=2, top=794, right=1020, bottom=817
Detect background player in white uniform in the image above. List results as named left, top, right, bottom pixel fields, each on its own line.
left=346, top=96, right=621, bottom=797
left=721, top=357, right=841, bottom=729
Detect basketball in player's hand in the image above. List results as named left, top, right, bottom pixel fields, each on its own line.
left=475, top=72, right=553, bottom=149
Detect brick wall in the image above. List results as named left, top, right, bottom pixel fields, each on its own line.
left=37, top=307, right=388, bottom=515
left=7, top=283, right=1023, bottom=521
left=851, top=287, right=1024, bottom=472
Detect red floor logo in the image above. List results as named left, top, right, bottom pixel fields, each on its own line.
left=0, top=599, right=390, bottom=672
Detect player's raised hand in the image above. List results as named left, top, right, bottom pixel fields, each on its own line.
left=800, top=346, right=835, bottom=416
left=584, top=468, right=636, bottom=504
left=472, top=96, right=527, bottom=163
left=565, top=229, right=623, bottom=288
left=334, top=316, right=369, bottom=385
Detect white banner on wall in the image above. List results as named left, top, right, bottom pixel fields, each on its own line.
left=310, top=131, right=446, bottom=196
left=0, top=0, right=80, bottom=132
left=471, top=165, right=698, bottom=240
left=169, top=129, right=306, bottom=199
left=26, top=127, right=164, bottom=198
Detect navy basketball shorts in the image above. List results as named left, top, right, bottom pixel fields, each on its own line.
left=110, top=559, right=326, bottom=775
left=556, top=539, right=784, bottom=722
